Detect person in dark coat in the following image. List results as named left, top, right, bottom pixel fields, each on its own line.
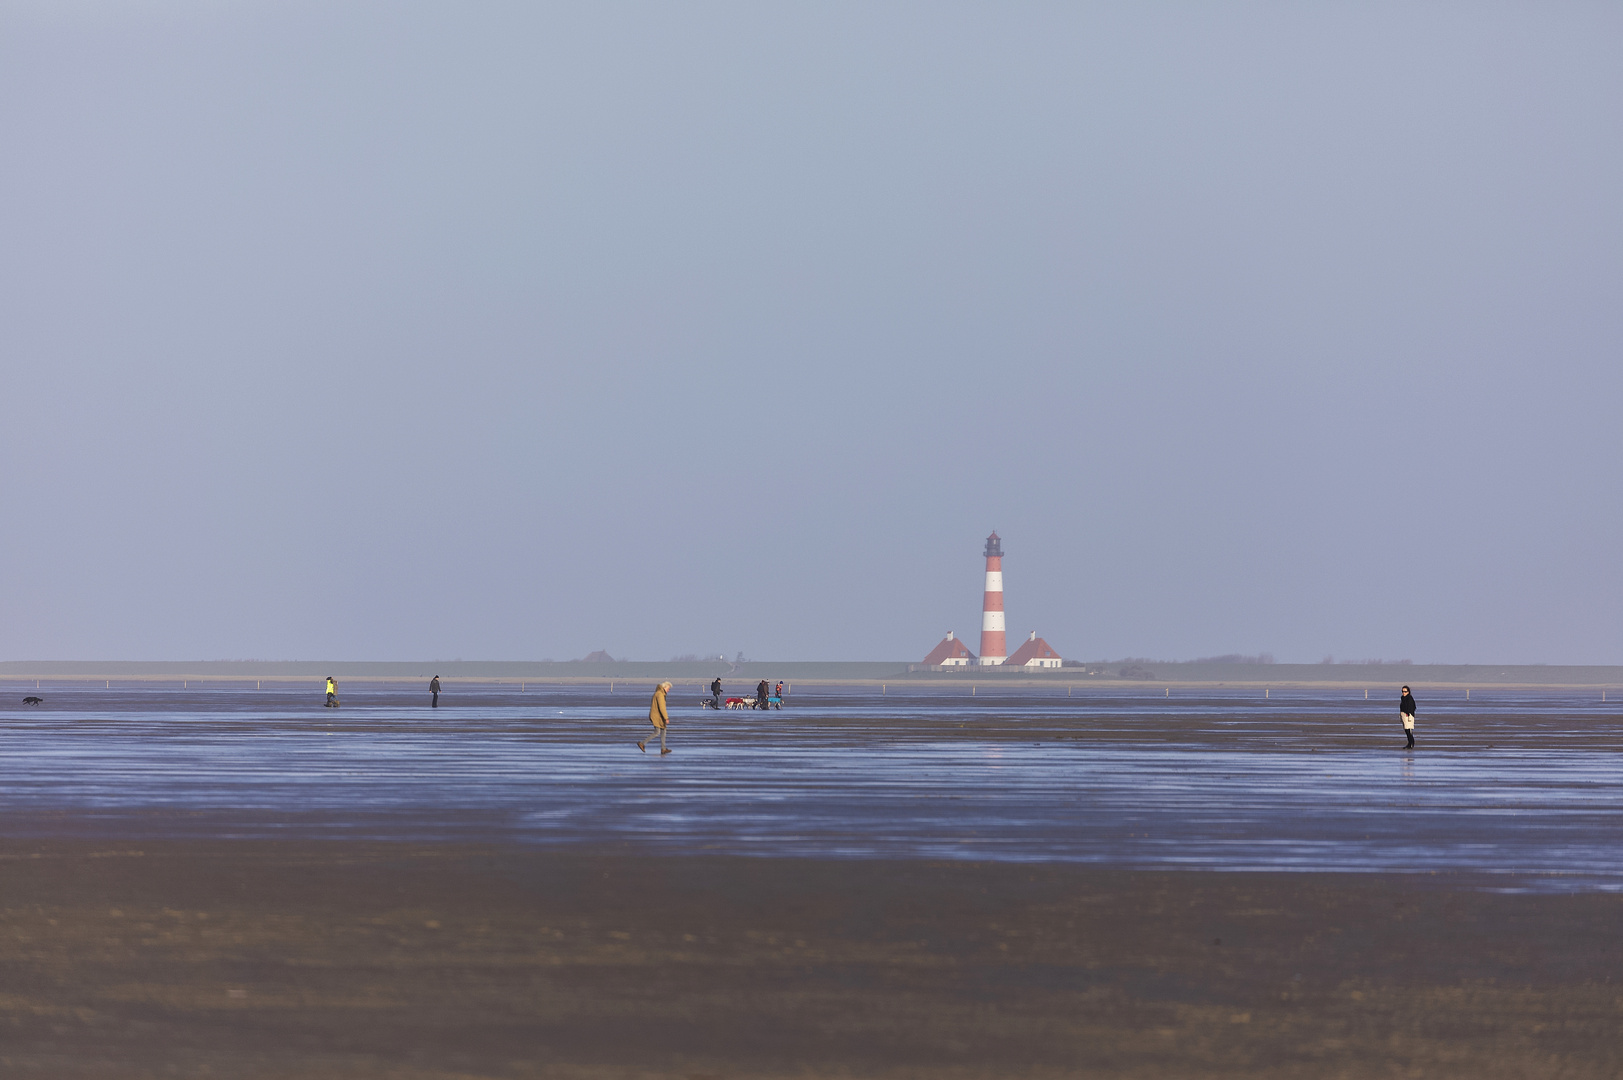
left=710, top=677, right=722, bottom=708
left=757, top=679, right=770, bottom=710
left=430, top=675, right=441, bottom=708
left=1400, top=685, right=1417, bottom=749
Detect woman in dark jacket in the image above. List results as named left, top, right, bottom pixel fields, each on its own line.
left=430, top=675, right=441, bottom=708
left=1399, top=686, right=1417, bottom=749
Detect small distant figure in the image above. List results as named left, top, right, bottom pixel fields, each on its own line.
left=430, top=675, right=441, bottom=708
left=775, top=680, right=784, bottom=701
left=1400, top=685, right=1417, bottom=749
left=21, top=696, right=42, bottom=706
left=325, top=676, right=339, bottom=709
left=710, top=677, right=722, bottom=709
left=639, top=681, right=673, bottom=755
left=757, top=679, right=770, bottom=710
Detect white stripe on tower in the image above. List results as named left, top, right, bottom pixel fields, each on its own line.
left=978, top=531, right=1007, bottom=665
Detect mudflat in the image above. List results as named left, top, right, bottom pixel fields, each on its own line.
left=2, top=839, right=1619, bottom=1079
left=4, top=685, right=1622, bottom=877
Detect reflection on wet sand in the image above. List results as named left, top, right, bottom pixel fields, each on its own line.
left=2, top=683, right=1620, bottom=888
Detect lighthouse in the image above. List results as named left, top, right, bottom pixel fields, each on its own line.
left=977, top=532, right=1007, bottom=665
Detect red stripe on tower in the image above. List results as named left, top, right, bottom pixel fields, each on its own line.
left=978, top=531, right=1006, bottom=665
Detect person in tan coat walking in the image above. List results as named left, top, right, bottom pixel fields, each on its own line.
left=638, top=681, right=673, bottom=754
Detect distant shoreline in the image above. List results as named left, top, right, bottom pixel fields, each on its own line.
left=1, top=659, right=1619, bottom=689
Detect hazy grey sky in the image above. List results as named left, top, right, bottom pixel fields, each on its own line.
left=2, top=2, right=1619, bottom=663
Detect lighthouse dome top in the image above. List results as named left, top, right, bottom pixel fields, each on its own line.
left=984, top=532, right=1002, bottom=558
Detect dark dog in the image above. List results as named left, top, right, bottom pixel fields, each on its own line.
left=22, top=696, right=42, bottom=706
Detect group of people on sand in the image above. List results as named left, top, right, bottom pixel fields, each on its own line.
left=320, top=678, right=1424, bottom=756
left=641, top=677, right=786, bottom=754
left=638, top=684, right=1426, bottom=758
left=706, top=677, right=783, bottom=709
left=320, top=675, right=443, bottom=709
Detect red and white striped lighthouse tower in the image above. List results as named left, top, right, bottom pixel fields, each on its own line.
left=977, top=532, right=1007, bottom=665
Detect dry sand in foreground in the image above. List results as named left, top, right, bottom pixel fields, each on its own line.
left=0, top=840, right=1618, bottom=1078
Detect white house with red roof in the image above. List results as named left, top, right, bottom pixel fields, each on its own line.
left=1002, top=631, right=1062, bottom=669
left=921, top=631, right=976, bottom=667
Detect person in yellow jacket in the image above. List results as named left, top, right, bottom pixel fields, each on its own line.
left=324, top=676, right=339, bottom=708
left=638, top=681, right=673, bottom=755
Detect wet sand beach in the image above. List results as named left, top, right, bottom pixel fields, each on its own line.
left=3, top=842, right=1622, bottom=1079
left=0, top=684, right=1619, bottom=1076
